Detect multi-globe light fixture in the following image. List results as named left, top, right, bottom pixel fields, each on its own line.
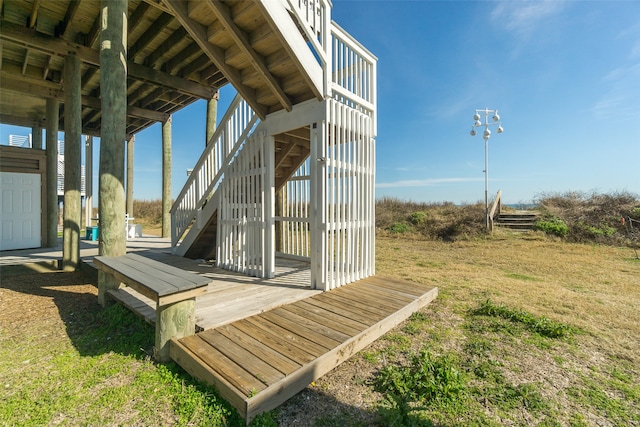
left=470, top=108, right=503, bottom=230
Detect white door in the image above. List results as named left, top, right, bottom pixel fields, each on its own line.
left=0, top=172, right=41, bottom=250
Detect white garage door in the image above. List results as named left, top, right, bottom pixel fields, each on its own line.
left=1, top=172, right=41, bottom=251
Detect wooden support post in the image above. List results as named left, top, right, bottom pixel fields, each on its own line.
left=205, top=91, right=219, bottom=146
left=62, top=54, right=82, bottom=272
left=126, top=135, right=134, bottom=216
left=84, top=136, right=93, bottom=228
left=155, top=298, right=196, bottom=362
left=162, top=116, right=172, bottom=238
left=31, top=126, right=42, bottom=149
left=98, top=0, right=127, bottom=305
left=45, top=98, right=59, bottom=248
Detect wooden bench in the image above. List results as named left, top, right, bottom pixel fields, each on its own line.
left=93, top=253, right=210, bottom=362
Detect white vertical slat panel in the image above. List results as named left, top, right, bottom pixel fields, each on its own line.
left=310, top=119, right=328, bottom=290
left=264, top=135, right=275, bottom=278
left=328, top=102, right=337, bottom=289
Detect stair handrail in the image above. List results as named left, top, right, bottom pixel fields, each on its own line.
left=489, top=189, right=502, bottom=231
left=170, top=93, right=258, bottom=246
left=286, top=0, right=330, bottom=66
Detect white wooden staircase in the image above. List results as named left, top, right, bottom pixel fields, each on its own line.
left=171, top=0, right=377, bottom=291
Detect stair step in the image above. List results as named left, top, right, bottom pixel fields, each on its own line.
left=495, top=211, right=540, bottom=230
left=496, top=222, right=537, bottom=229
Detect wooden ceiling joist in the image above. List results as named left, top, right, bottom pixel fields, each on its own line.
left=146, top=27, right=188, bottom=68
left=0, top=20, right=216, bottom=100
left=163, top=0, right=268, bottom=119
left=1, top=0, right=323, bottom=138
left=1, top=74, right=168, bottom=123
left=207, top=0, right=292, bottom=112
left=129, top=12, right=173, bottom=61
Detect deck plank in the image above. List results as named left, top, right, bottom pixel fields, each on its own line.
left=216, top=324, right=301, bottom=375
left=290, top=300, right=369, bottom=333
left=179, top=334, right=266, bottom=397
left=269, top=307, right=352, bottom=343
left=320, top=288, right=404, bottom=316
left=233, top=319, right=316, bottom=365
left=259, top=310, right=343, bottom=349
left=301, top=296, right=382, bottom=326
left=198, top=330, right=285, bottom=386
left=278, top=302, right=365, bottom=339
left=246, top=315, right=330, bottom=356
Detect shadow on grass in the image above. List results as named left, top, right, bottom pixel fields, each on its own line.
left=0, top=263, right=381, bottom=426
left=0, top=262, right=152, bottom=358
left=0, top=263, right=249, bottom=424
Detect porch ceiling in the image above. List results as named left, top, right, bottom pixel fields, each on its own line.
left=0, top=0, right=322, bottom=138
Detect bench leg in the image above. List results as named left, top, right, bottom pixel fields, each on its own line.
left=154, top=298, right=196, bottom=362
left=98, top=271, right=123, bottom=306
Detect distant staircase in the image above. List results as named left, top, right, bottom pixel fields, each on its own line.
left=495, top=211, right=540, bottom=230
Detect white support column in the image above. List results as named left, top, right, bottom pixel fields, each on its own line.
left=310, top=119, right=327, bottom=290
left=84, top=136, right=93, bottom=228
left=263, top=134, right=276, bottom=278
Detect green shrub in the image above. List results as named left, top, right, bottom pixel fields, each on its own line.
left=388, top=222, right=411, bottom=234
left=536, top=217, right=569, bottom=237
left=577, top=222, right=617, bottom=238
left=409, top=211, right=428, bottom=225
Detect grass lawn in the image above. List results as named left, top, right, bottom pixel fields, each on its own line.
left=1, top=230, right=638, bottom=426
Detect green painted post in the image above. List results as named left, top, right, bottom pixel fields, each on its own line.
left=98, top=0, right=127, bottom=305
left=206, top=92, right=219, bottom=146
left=31, top=126, right=42, bottom=149
left=62, top=54, right=82, bottom=272
left=162, top=116, right=172, bottom=238
left=126, top=135, right=134, bottom=216
left=45, top=98, right=59, bottom=248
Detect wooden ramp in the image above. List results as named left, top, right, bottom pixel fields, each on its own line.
left=170, top=276, right=438, bottom=422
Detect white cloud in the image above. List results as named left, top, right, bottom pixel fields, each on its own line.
left=491, top=1, right=564, bottom=36
left=592, top=63, right=640, bottom=120
left=376, top=177, right=483, bottom=189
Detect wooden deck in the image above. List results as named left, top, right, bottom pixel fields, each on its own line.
left=2, top=242, right=438, bottom=421
left=106, top=251, right=321, bottom=331
left=170, top=276, right=438, bottom=422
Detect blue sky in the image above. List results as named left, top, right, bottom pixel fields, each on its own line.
left=2, top=1, right=639, bottom=205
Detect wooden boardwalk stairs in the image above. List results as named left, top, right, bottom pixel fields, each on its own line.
left=495, top=211, right=540, bottom=230
left=170, top=276, right=438, bottom=423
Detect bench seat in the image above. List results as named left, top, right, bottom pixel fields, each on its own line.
left=94, top=253, right=210, bottom=361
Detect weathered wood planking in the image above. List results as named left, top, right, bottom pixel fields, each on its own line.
left=93, top=253, right=210, bottom=306
left=171, top=276, right=439, bottom=422
left=106, top=287, right=156, bottom=325
left=94, top=252, right=212, bottom=361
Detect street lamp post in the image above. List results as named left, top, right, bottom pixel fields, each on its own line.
left=470, top=108, right=503, bottom=230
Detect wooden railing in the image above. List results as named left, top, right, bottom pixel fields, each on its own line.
left=330, top=22, right=377, bottom=132
left=488, top=189, right=502, bottom=231
left=287, top=0, right=377, bottom=130
left=170, top=94, right=258, bottom=246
